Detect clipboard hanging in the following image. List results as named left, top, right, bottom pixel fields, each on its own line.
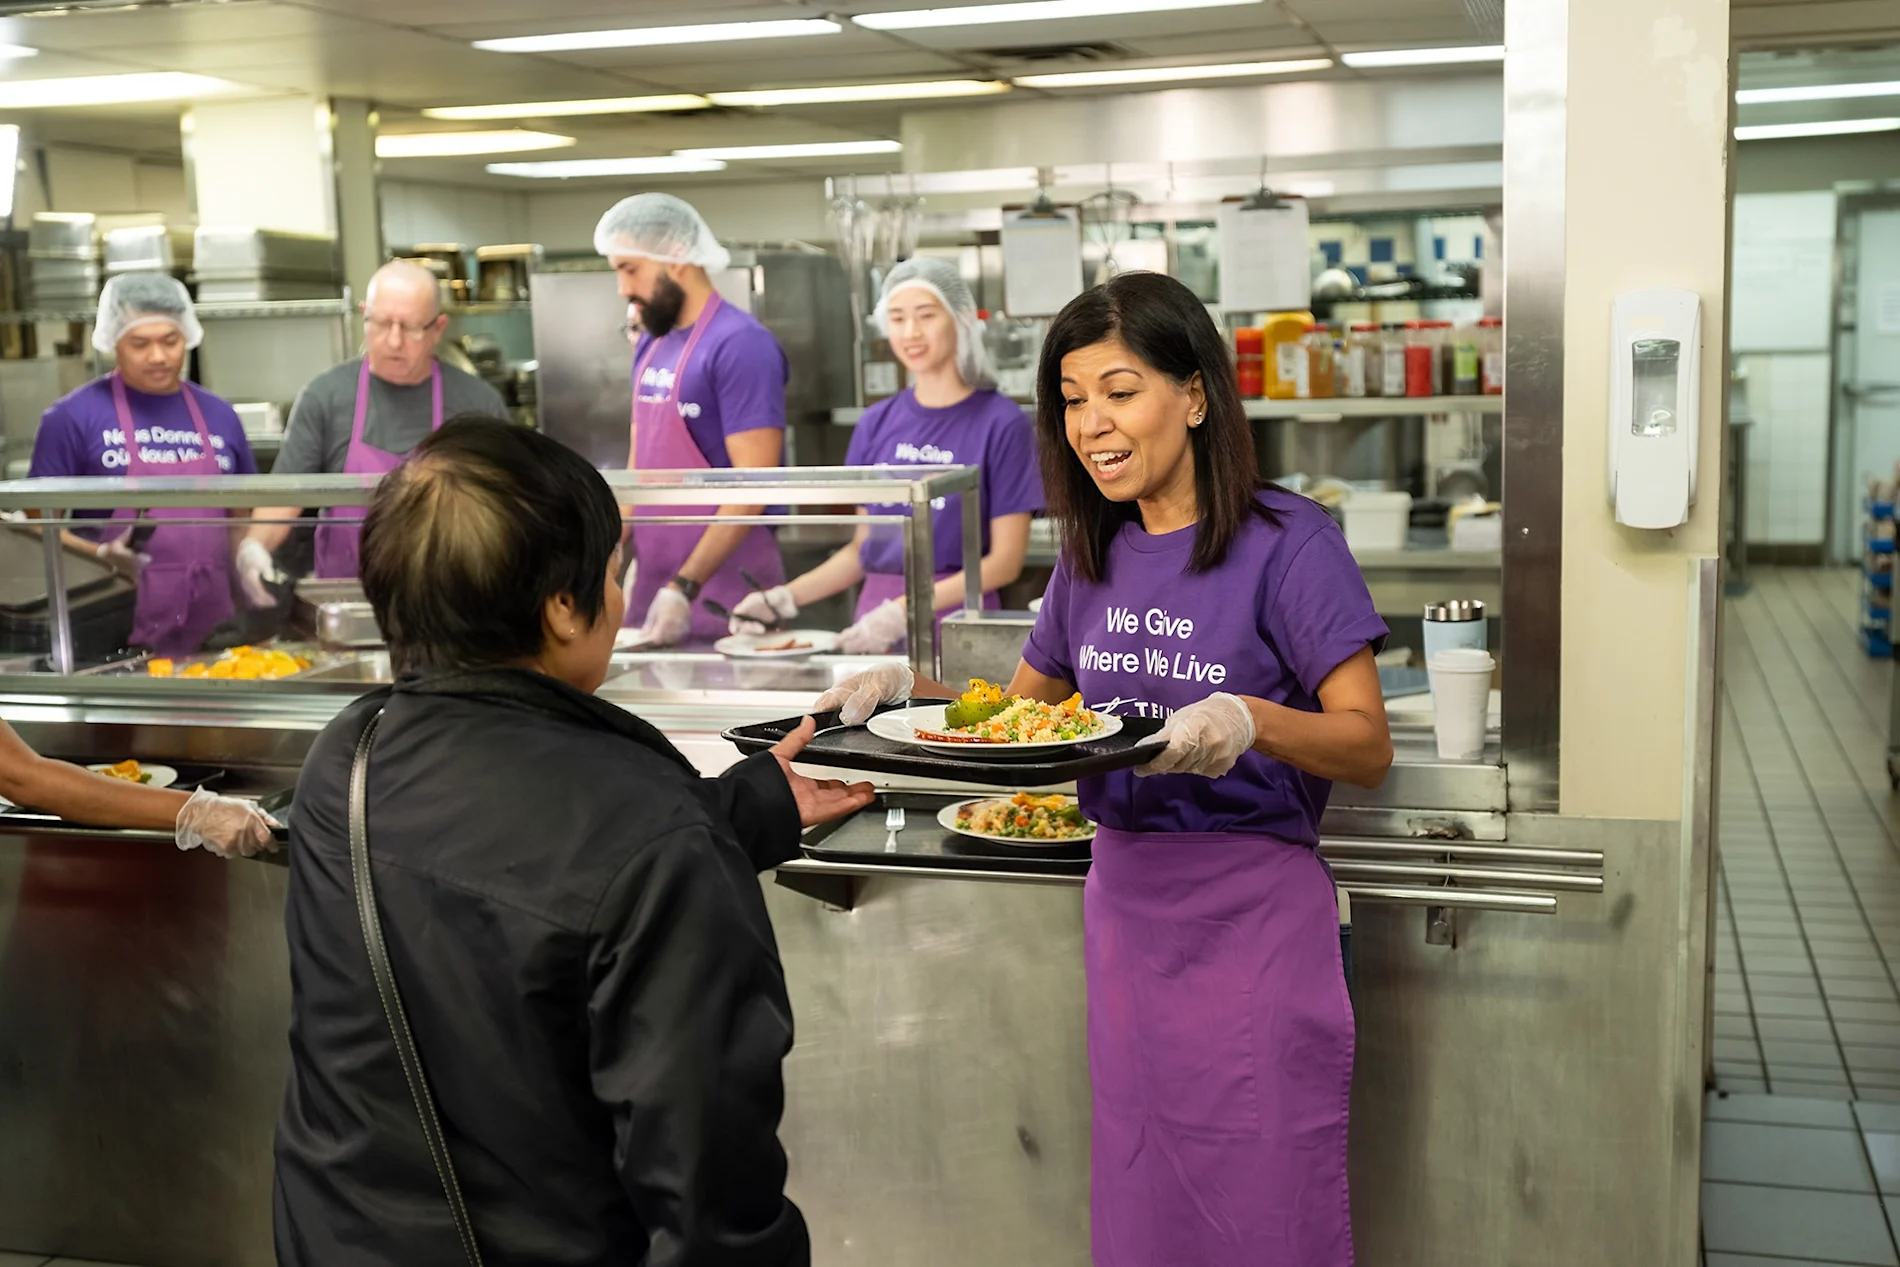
left=1001, top=170, right=1085, bottom=316
left=1217, top=171, right=1311, bottom=313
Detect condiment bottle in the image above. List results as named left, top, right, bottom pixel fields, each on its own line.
left=1344, top=322, right=1379, bottom=398
left=1262, top=311, right=1314, bottom=400
left=1479, top=316, right=1504, bottom=395
left=1300, top=323, right=1335, bottom=398
left=1381, top=322, right=1408, bottom=397
left=1404, top=320, right=1435, bottom=398
left=1235, top=326, right=1265, bottom=397
left=1450, top=322, right=1481, bottom=395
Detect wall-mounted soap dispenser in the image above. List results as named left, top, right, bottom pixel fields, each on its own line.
left=1608, top=288, right=1701, bottom=529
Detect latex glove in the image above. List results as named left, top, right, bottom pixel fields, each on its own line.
left=729, top=584, right=799, bottom=636
left=235, top=538, right=278, bottom=609
left=1134, top=693, right=1257, bottom=779
left=837, top=597, right=908, bottom=654
left=642, top=585, right=693, bottom=646
left=813, top=662, right=916, bottom=726
left=96, top=536, right=149, bottom=581
left=174, top=788, right=280, bottom=859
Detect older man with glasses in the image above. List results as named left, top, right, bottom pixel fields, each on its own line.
left=236, top=259, right=508, bottom=592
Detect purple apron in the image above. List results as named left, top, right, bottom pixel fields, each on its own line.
left=312, top=359, right=443, bottom=579
left=1087, top=826, right=1354, bottom=1267
left=109, top=374, right=234, bottom=657
left=625, top=291, right=783, bottom=641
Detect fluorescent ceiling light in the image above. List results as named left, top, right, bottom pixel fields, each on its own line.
left=474, top=18, right=839, bottom=54
left=709, top=80, right=1009, bottom=107
left=675, top=140, right=902, bottom=160
left=1016, top=57, right=1332, bottom=88
left=1341, top=45, right=1504, bottom=68
left=0, top=44, right=36, bottom=59
left=1734, top=117, right=1900, bottom=141
left=377, top=130, right=576, bottom=158
left=1736, top=80, right=1900, bottom=105
left=424, top=95, right=710, bottom=120
left=0, top=71, right=238, bottom=108
left=487, top=156, right=728, bottom=179
left=857, top=0, right=1260, bottom=31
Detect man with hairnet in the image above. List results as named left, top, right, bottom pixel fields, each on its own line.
left=596, top=192, right=790, bottom=646
left=730, top=256, right=1041, bottom=652
left=234, top=259, right=506, bottom=591
left=27, top=272, right=260, bottom=657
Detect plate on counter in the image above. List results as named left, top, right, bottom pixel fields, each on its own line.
left=713, top=630, right=838, bottom=660
left=87, top=761, right=178, bottom=789
left=866, top=702, right=1123, bottom=756
left=939, top=794, right=1097, bottom=846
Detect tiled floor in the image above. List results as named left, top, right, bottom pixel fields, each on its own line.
left=1704, top=567, right=1900, bottom=1265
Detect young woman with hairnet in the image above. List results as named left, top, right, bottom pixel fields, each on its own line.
left=28, top=272, right=259, bottom=657
left=730, top=257, right=1042, bottom=652
left=595, top=192, right=791, bottom=647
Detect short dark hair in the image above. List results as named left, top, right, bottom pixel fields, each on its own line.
left=1034, top=271, right=1276, bottom=583
left=361, top=415, right=623, bottom=674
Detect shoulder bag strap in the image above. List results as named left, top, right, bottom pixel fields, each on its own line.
left=350, top=708, right=485, bottom=1267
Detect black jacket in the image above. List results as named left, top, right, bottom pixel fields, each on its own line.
left=273, top=667, right=809, bottom=1267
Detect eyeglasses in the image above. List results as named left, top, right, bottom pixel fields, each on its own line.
left=364, top=314, right=442, bottom=341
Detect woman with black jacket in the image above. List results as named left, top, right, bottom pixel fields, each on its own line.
left=272, top=416, right=872, bottom=1267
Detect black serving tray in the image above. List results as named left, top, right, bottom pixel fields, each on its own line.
left=799, top=791, right=1092, bottom=877
left=723, top=700, right=1168, bottom=787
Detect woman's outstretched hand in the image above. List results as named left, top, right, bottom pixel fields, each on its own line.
left=768, top=716, right=877, bottom=827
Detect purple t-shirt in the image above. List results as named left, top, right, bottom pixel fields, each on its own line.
left=845, top=388, right=1043, bottom=576
left=1023, top=488, right=1388, bottom=843
left=631, top=301, right=788, bottom=467
left=29, top=376, right=258, bottom=533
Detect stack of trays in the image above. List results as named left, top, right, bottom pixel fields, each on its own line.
left=191, top=226, right=343, bottom=302
left=27, top=213, right=101, bottom=308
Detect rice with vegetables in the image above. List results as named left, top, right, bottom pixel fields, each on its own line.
left=956, top=793, right=1094, bottom=841
left=935, top=690, right=1103, bottom=744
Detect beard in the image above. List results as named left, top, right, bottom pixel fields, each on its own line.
left=637, top=274, right=688, bottom=337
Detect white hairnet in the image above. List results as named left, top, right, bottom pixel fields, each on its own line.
left=873, top=256, right=996, bottom=391
left=593, top=192, right=732, bottom=272
left=93, top=272, right=202, bottom=354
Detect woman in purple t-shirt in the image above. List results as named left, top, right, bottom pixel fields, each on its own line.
left=819, top=272, right=1392, bottom=1267
left=729, top=257, right=1041, bottom=652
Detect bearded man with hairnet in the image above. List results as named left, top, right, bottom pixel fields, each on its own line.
left=728, top=256, right=1042, bottom=654
left=27, top=271, right=261, bottom=657
left=595, top=191, right=791, bottom=647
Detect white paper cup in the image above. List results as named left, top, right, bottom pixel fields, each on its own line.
left=1428, top=649, right=1494, bottom=761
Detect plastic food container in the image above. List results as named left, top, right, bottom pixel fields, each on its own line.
left=1343, top=490, right=1413, bottom=551
left=1381, top=322, right=1408, bottom=397
left=1479, top=316, right=1504, bottom=395
left=1404, top=322, right=1435, bottom=397
left=1344, top=322, right=1379, bottom=398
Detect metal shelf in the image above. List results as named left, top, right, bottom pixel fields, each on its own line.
left=830, top=395, right=1503, bottom=426
left=0, top=299, right=352, bottom=323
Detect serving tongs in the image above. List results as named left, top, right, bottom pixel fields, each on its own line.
left=699, top=596, right=784, bottom=633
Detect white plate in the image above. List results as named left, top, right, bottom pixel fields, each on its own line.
left=85, top=762, right=178, bottom=789
left=938, top=796, right=1097, bottom=845
left=714, top=630, right=839, bottom=660
left=865, top=703, right=1122, bottom=755
left=1028, top=596, right=1043, bottom=614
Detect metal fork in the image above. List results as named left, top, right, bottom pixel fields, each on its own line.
left=883, top=805, right=906, bottom=853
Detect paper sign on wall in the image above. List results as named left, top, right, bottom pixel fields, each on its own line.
left=1001, top=210, right=1085, bottom=317
left=1217, top=195, right=1311, bottom=313
left=1877, top=282, right=1900, bottom=336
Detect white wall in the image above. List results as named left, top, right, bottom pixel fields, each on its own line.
left=381, top=180, right=530, bottom=249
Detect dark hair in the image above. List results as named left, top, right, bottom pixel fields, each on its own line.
left=361, top=415, right=623, bottom=673
left=1034, top=271, right=1276, bottom=582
